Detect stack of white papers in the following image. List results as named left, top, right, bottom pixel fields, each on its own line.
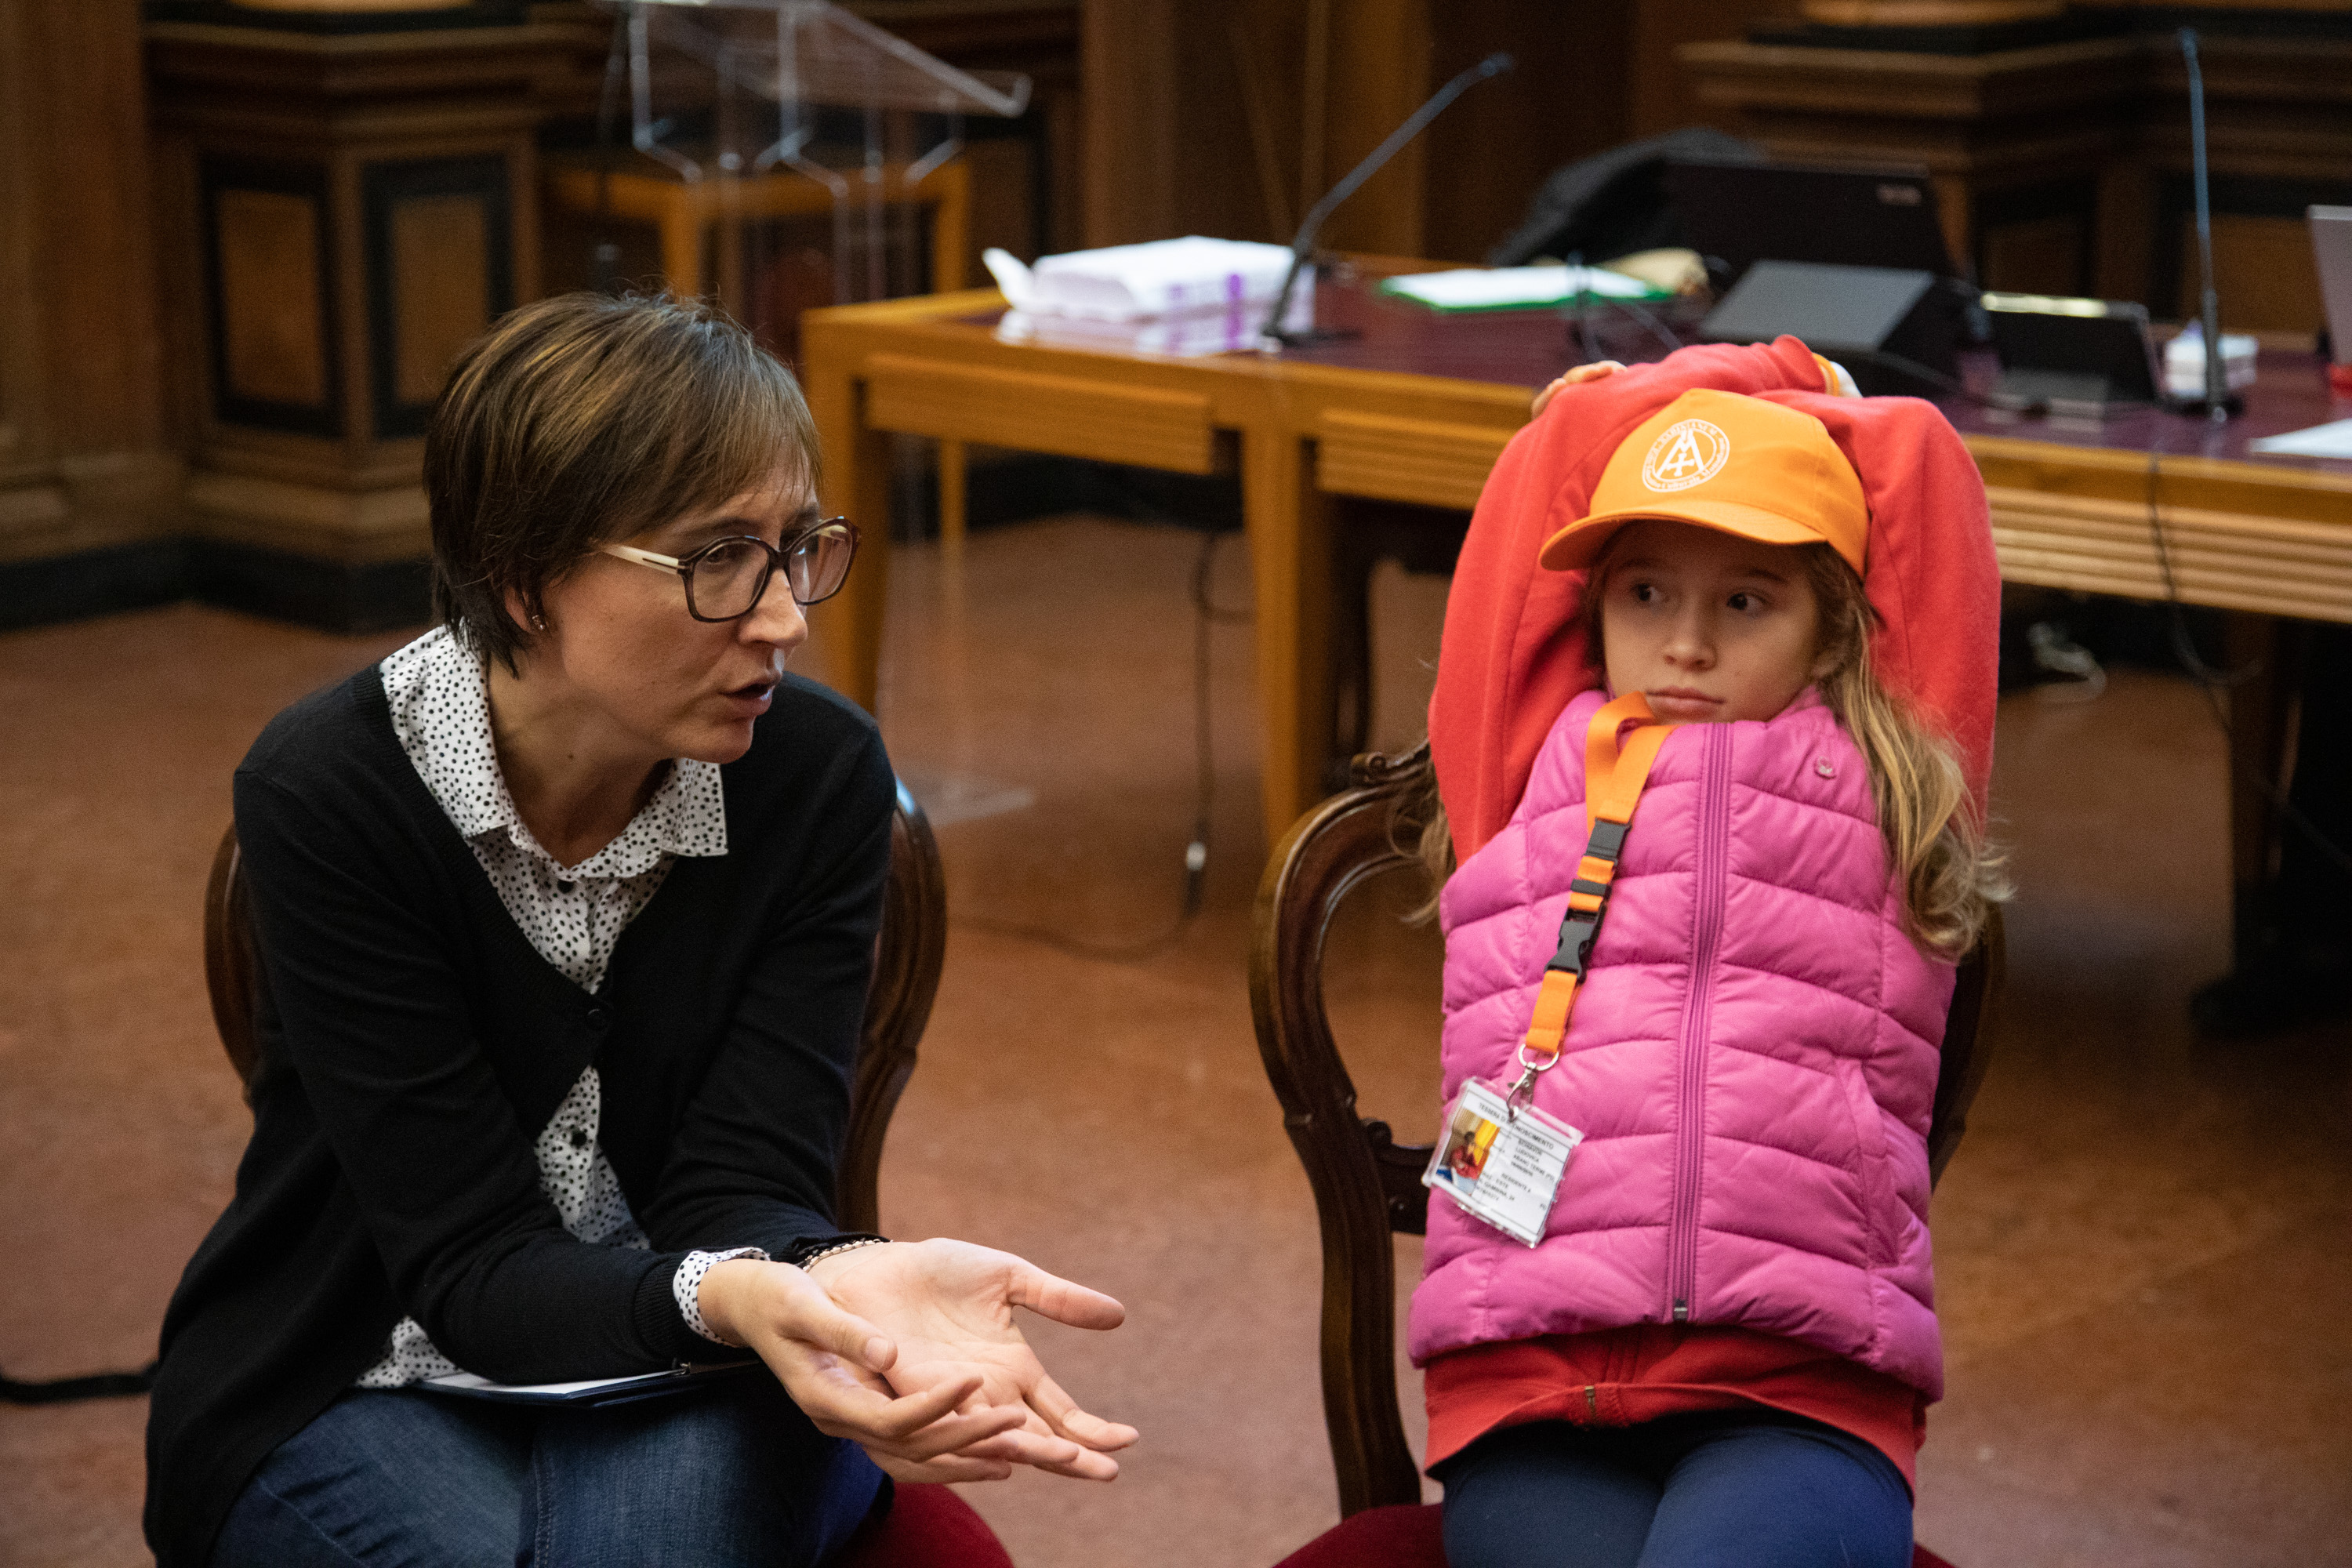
left=984, top=238, right=1305, bottom=323
left=1379, top=265, right=1668, bottom=312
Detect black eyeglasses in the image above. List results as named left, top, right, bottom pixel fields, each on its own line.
left=602, top=519, right=858, bottom=622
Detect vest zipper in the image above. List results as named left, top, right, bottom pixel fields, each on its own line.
left=1669, top=724, right=1732, bottom=1324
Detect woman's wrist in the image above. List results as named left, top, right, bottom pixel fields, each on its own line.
left=697, top=1243, right=894, bottom=1348
left=694, top=1256, right=777, bottom=1349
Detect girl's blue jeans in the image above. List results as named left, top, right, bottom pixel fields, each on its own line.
left=1437, top=1409, right=1914, bottom=1568
left=208, top=1372, right=884, bottom=1568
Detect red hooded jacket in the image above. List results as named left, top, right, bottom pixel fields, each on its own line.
left=1428, top=336, right=2000, bottom=866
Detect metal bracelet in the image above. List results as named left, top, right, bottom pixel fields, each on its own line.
left=797, top=1236, right=889, bottom=1270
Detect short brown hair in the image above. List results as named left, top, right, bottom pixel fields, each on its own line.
left=424, top=292, right=820, bottom=670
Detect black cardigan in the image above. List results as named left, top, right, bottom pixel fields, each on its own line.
left=143, top=666, right=892, bottom=1568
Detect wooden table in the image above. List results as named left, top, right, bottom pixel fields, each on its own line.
left=799, top=271, right=2352, bottom=851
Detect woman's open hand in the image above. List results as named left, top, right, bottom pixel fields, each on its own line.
left=696, top=1255, right=1034, bottom=1483
left=808, top=1238, right=1138, bottom=1482
left=1532, top=359, right=1628, bottom=417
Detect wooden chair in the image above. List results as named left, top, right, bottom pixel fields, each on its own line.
left=204, top=780, right=1009, bottom=1566
left=1251, top=743, right=2001, bottom=1568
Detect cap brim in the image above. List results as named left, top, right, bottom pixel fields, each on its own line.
left=1538, top=498, right=1836, bottom=572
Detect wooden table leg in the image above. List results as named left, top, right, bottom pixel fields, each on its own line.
left=804, top=361, right=893, bottom=715
left=1245, top=426, right=1334, bottom=850
left=2223, top=612, right=2308, bottom=967
left=937, top=437, right=967, bottom=577
left=659, top=192, right=703, bottom=300
left=927, top=158, right=968, bottom=292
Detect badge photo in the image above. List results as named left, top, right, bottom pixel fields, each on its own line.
left=1423, top=1078, right=1584, bottom=1247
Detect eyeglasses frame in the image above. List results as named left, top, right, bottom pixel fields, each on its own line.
left=600, top=517, right=859, bottom=622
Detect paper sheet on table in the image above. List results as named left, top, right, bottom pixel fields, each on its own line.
left=2246, top=419, right=2352, bottom=459
left=1378, top=264, right=1668, bottom=312
left=419, top=1359, right=758, bottom=1406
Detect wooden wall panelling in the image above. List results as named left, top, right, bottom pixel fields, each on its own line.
left=1069, top=0, right=1647, bottom=271
left=203, top=158, right=343, bottom=436
left=1421, top=1, right=1639, bottom=266
left=147, top=16, right=555, bottom=596
left=2133, top=29, right=2352, bottom=334
left=855, top=2, right=1082, bottom=260
left=0, top=0, right=46, bottom=488
left=1080, top=0, right=1179, bottom=246
left=1314, top=0, right=1433, bottom=258
left=1632, top=0, right=1805, bottom=139
left=363, top=154, right=514, bottom=439
left=1680, top=16, right=2352, bottom=330
left=0, top=0, right=182, bottom=579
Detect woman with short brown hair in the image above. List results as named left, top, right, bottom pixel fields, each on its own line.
left=146, top=293, right=1133, bottom=1568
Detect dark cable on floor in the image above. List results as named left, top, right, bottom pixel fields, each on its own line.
left=2143, top=437, right=2352, bottom=877
left=1, top=1359, right=154, bottom=1406
left=953, top=527, right=1249, bottom=962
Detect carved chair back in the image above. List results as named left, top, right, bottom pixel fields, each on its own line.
left=1248, top=743, right=2003, bottom=1517
left=203, top=781, right=947, bottom=1236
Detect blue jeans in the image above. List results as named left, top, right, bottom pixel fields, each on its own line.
left=1437, top=1410, right=1913, bottom=1568
left=209, top=1373, right=884, bottom=1568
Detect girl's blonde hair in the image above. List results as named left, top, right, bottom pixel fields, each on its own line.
left=1791, top=543, right=2007, bottom=957
left=1409, top=538, right=2005, bottom=958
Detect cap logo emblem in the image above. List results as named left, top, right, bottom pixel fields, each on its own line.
left=1641, top=419, right=1730, bottom=492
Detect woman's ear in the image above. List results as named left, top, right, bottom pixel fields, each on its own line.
left=503, top=585, right=548, bottom=640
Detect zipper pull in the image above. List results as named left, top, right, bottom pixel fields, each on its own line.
left=1671, top=1298, right=1690, bottom=1323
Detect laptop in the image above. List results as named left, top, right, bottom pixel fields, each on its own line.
left=1981, top=292, right=2160, bottom=415
left=2312, top=205, right=2352, bottom=365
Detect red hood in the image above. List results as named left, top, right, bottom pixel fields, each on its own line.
left=1429, top=336, right=2000, bottom=865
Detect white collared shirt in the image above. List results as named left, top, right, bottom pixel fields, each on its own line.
left=354, top=626, right=751, bottom=1387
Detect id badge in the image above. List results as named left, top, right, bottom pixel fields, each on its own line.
left=1423, top=1078, right=1584, bottom=1247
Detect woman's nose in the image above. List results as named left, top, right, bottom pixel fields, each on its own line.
left=742, top=575, right=809, bottom=655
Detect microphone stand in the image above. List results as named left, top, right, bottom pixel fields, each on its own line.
left=2180, top=27, right=2238, bottom=421
left=1259, top=50, right=1515, bottom=348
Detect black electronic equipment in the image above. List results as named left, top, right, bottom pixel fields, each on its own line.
left=1664, top=158, right=1962, bottom=286
left=1982, top=292, right=2160, bottom=415
left=1697, top=260, right=1958, bottom=396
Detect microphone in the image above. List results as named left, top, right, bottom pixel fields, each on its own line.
left=1260, top=51, right=1516, bottom=347
left=2179, top=27, right=2237, bottom=420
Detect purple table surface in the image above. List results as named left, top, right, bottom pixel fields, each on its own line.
left=1293, top=280, right=2352, bottom=477
left=975, top=274, right=2352, bottom=479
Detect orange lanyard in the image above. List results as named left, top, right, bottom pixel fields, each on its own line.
left=1505, top=692, right=1676, bottom=1109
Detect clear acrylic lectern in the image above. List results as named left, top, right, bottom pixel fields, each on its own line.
left=590, top=0, right=1030, bottom=315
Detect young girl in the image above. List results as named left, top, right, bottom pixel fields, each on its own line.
left=1409, top=343, right=2005, bottom=1568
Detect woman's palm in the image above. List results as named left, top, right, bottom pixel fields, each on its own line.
left=816, top=1239, right=1136, bottom=1478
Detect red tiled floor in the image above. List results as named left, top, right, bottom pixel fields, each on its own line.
left=2, top=522, right=2347, bottom=1567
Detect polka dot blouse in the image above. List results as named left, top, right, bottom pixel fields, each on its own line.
left=354, top=627, right=759, bottom=1388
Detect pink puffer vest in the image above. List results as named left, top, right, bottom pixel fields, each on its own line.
left=1410, top=686, right=1955, bottom=1399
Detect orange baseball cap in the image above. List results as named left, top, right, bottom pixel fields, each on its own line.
left=1538, top=388, right=1869, bottom=575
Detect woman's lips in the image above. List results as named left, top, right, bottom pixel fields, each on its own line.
left=722, top=681, right=775, bottom=714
